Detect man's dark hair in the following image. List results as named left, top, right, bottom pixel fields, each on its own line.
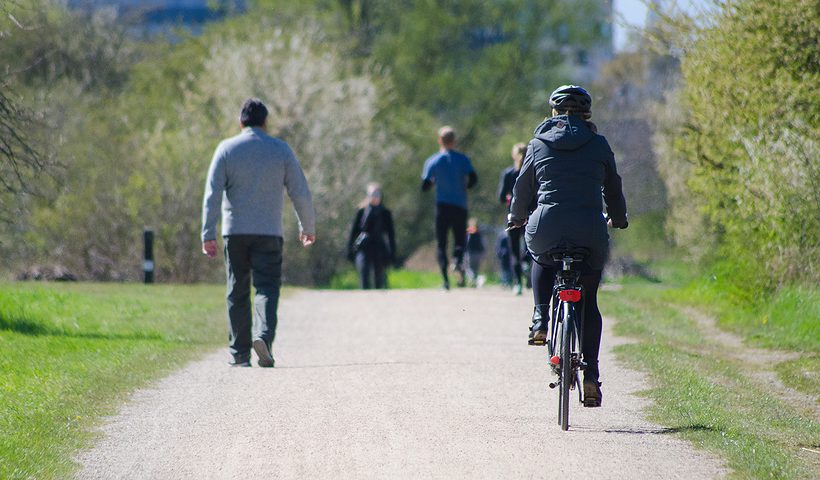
left=240, top=98, right=268, bottom=127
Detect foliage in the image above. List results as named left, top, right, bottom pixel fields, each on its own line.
left=0, top=0, right=141, bottom=272
left=0, top=282, right=225, bottom=479
left=349, top=0, right=613, bottom=253
left=1, top=0, right=615, bottom=283
left=654, top=0, right=820, bottom=290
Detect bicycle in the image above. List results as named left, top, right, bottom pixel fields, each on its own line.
left=541, top=247, right=590, bottom=431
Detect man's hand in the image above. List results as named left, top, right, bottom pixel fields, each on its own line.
left=300, top=233, right=316, bottom=247
left=202, top=240, right=218, bottom=258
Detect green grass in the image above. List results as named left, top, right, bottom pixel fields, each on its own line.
left=667, top=278, right=820, bottom=353
left=0, top=282, right=226, bottom=480
left=328, top=268, right=443, bottom=289
left=775, top=356, right=820, bottom=401
left=602, top=280, right=820, bottom=479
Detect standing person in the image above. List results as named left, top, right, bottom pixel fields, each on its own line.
left=497, top=142, right=528, bottom=295
left=508, top=85, right=628, bottom=407
left=421, top=126, right=478, bottom=290
left=495, top=233, right=512, bottom=287
left=201, top=98, right=316, bottom=368
left=464, top=218, right=485, bottom=287
left=347, top=183, right=396, bottom=290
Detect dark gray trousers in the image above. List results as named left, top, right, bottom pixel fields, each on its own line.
left=355, top=250, right=387, bottom=289
left=224, top=235, right=283, bottom=362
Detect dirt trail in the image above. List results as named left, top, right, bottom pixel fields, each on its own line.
left=684, top=307, right=818, bottom=419
left=75, top=289, right=727, bottom=479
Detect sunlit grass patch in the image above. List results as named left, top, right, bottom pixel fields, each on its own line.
left=0, top=282, right=225, bottom=479
left=604, top=278, right=820, bottom=479
left=328, top=268, right=443, bottom=290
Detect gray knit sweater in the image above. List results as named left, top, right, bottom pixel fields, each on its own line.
left=201, top=127, right=316, bottom=241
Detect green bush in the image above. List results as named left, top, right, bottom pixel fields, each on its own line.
left=656, top=0, right=819, bottom=292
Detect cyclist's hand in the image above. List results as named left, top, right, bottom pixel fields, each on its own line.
left=605, top=215, right=628, bottom=229
left=300, top=233, right=316, bottom=247
left=506, top=214, right=526, bottom=231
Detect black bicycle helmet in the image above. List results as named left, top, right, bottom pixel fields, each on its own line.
left=549, top=85, right=592, bottom=113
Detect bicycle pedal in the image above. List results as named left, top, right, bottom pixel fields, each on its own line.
left=528, top=338, right=546, bottom=346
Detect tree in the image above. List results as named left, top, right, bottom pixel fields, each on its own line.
left=654, top=0, right=820, bottom=289
left=0, top=3, right=50, bottom=220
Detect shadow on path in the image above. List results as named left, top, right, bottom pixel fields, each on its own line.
left=0, top=314, right=162, bottom=341
left=570, top=424, right=716, bottom=435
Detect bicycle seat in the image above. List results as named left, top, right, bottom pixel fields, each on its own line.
left=547, top=246, right=590, bottom=263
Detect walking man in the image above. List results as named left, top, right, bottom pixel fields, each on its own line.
left=202, top=98, right=316, bottom=367
left=421, top=126, right=477, bottom=290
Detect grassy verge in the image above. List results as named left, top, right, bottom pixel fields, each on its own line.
left=602, top=278, right=820, bottom=479
left=667, top=274, right=820, bottom=401
left=0, top=282, right=225, bottom=479
left=328, top=268, right=444, bottom=289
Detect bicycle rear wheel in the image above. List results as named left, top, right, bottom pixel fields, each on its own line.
left=559, top=301, right=574, bottom=431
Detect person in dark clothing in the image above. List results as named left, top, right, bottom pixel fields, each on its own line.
left=495, top=233, right=512, bottom=286
left=464, top=218, right=485, bottom=287
left=508, top=85, right=628, bottom=407
left=497, top=142, right=528, bottom=295
left=347, top=183, right=396, bottom=289
left=421, top=126, right=478, bottom=290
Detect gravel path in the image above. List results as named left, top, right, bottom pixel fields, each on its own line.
left=75, top=289, right=727, bottom=479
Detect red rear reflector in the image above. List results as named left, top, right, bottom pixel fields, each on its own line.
left=550, top=356, right=560, bottom=365
left=558, top=289, right=582, bottom=302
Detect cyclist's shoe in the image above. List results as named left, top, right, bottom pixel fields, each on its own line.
left=441, top=279, right=450, bottom=291
left=583, top=379, right=602, bottom=407
left=253, top=339, right=275, bottom=368
left=528, top=328, right=547, bottom=345
left=528, top=304, right=548, bottom=346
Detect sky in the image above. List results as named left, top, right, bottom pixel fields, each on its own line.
left=613, top=0, right=707, bottom=51
left=613, top=0, right=648, bottom=51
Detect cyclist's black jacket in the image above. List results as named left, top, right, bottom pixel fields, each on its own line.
left=510, top=115, right=627, bottom=269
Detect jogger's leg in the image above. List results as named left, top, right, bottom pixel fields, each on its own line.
left=451, top=207, right=468, bottom=269
left=434, top=205, right=450, bottom=285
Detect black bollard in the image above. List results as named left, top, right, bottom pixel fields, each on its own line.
left=143, top=229, right=154, bottom=284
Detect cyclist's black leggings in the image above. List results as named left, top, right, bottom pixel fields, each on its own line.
left=434, top=203, right=467, bottom=278
left=531, top=260, right=602, bottom=379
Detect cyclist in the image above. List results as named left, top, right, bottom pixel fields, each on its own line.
left=508, top=85, right=628, bottom=407
left=421, top=126, right=478, bottom=290
left=497, top=142, right=528, bottom=295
